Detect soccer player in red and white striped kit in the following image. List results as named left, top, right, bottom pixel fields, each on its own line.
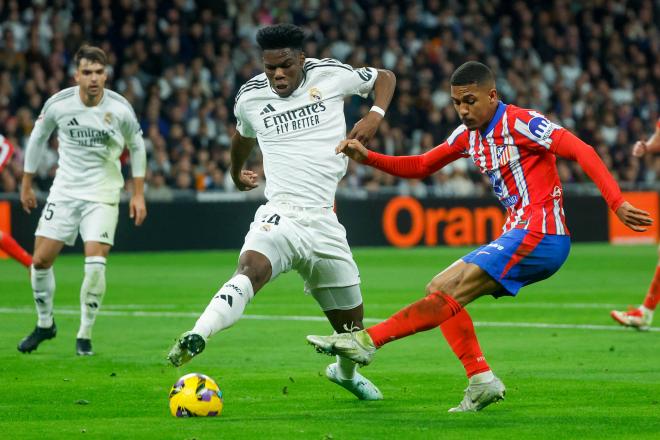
left=0, top=134, right=32, bottom=268
left=611, top=118, right=660, bottom=330
left=307, top=61, right=653, bottom=412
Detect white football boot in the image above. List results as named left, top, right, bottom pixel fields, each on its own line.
left=307, top=328, right=376, bottom=366
left=448, top=376, right=506, bottom=413
left=610, top=307, right=653, bottom=331
left=325, top=362, right=383, bottom=400
left=167, top=331, right=206, bottom=367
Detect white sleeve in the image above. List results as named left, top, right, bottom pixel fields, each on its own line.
left=331, top=62, right=378, bottom=98
left=234, top=99, right=256, bottom=138
left=122, top=109, right=146, bottom=178
left=24, top=103, right=58, bottom=174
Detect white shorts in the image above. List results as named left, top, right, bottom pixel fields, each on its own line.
left=240, top=202, right=361, bottom=292
left=35, top=193, right=119, bottom=246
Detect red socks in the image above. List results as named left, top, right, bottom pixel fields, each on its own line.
left=0, top=233, right=32, bottom=268
left=367, top=291, right=462, bottom=347
left=642, top=265, right=660, bottom=311
left=440, top=309, right=491, bottom=378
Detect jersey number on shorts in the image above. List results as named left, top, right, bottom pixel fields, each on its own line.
left=44, top=202, right=56, bottom=220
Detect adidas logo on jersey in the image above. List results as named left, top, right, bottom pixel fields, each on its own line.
left=67, top=118, right=80, bottom=126
left=260, top=104, right=276, bottom=115
left=101, top=232, right=109, bottom=239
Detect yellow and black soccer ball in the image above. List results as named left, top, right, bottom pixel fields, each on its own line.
left=169, top=373, right=224, bottom=417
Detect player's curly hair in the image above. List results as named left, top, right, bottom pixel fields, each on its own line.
left=74, top=45, right=108, bottom=67
left=256, top=24, right=306, bottom=51
left=450, top=61, right=495, bottom=87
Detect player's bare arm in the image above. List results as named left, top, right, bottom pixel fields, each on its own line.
left=336, top=139, right=369, bottom=163
left=20, top=172, right=37, bottom=213
left=130, top=177, right=147, bottom=226
left=230, top=132, right=259, bottom=191
left=346, top=69, right=396, bottom=145
left=632, top=124, right=660, bottom=157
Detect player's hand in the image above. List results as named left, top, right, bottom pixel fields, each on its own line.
left=336, top=139, right=369, bottom=163
left=632, top=140, right=647, bottom=157
left=347, top=112, right=382, bottom=145
left=233, top=169, right=259, bottom=191
left=616, top=201, right=653, bottom=232
left=129, top=194, right=147, bottom=226
left=20, top=185, right=37, bottom=214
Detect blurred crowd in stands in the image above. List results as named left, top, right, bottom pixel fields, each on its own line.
left=0, top=0, right=658, bottom=200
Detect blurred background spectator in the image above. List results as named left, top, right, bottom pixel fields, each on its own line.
left=0, top=0, right=658, bottom=199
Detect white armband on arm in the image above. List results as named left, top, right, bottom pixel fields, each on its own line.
left=370, top=105, right=386, bottom=117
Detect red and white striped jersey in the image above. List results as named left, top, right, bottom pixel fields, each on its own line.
left=446, top=102, right=569, bottom=235
left=0, top=134, right=14, bottom=173
left=365, top=101, right=624, bottom=237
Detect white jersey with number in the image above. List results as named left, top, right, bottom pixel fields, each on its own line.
left=234, top=58, right=378, bottom=208
left=24, top=86, right=146, bottom=204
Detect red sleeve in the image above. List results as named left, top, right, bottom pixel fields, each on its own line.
left=363, top=142, right=466, bottom=179
left=0, top=136, right=14, bottom=172
left=552, top=130, right=625, bottom=212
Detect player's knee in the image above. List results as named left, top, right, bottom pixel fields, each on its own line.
left=426, top=276, right=461, bottom=296
left=32, top=254, right=53, bottom=269
left=236, top=263, right=270, bottom=290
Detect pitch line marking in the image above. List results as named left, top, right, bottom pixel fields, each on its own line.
left=0, top=307, right=656, bottom=332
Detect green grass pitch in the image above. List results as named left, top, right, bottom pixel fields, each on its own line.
left=0, top=244, right=659, bottom=439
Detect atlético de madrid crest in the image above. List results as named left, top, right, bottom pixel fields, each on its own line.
left=309, top=87, right=322, bottom=101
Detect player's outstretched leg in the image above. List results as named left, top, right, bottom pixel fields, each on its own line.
left=308, top=291, right=464, bottom=365
left=167, top=274, right=255, bottom=366
left=448, top=374, right=506, bottom=413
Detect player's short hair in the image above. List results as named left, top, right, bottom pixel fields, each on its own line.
left=256, top=24, right=305, bottom=51
left=450, top=61, right=495, bottom=87
left=74, top=45, right=108, bottom=67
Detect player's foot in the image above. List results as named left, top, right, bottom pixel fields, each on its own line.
left=167, top=331, right=206, bottom=367
left=610, top=307, right=652, bottom=331
left=17, top=322, right=57, bottom=353
left=306, top=329, right=376, bottom=366
left=325, top=362, right=383, bottom=400
left=448, top=376, right=506, bottom=413
left=76, top=338, right=94, bottom=356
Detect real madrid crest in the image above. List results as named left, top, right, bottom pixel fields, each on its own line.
left=104, top=112, right=113, bottom=125
left=309, top=87, right=321, bottom=102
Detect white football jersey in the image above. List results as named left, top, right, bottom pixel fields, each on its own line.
left=234, top=58, right=378, bottom=207
left=24, top=86, right=146, bottom=204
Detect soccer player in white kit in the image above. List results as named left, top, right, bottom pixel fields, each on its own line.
left=168, top=24, right=396, bottom=400
left=18, top=46, right=147, bottom=356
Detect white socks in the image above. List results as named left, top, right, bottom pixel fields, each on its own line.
left=31, top=265, right=56, bottom=328
left=640, top=305, right=653, bottom=316
left=192, top=274, right=255, bottom=339
left=77, top=256, right=107, bottom=339
left=469, top=370, right=495, bottom=385
left=335, top=355, right=358, bottom=380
